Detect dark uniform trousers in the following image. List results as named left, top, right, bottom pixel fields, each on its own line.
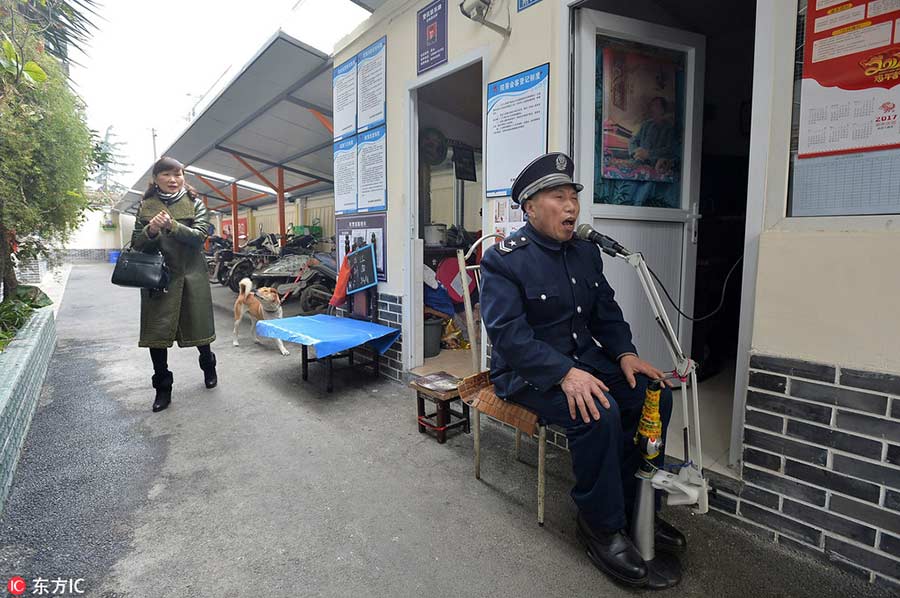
left=479, top=222, right=673, bottom=535
left=508, top=369, right=672, bottom=533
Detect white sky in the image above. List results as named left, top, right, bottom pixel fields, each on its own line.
left=70, top=0, right=370, bottom=191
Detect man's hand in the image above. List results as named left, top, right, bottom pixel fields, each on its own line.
left=619, top=354, right=670, bottom=389
left=561, top=367, right=610, bottom=423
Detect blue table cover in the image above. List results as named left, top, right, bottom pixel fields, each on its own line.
left=255, top=314, right=401, bottom=358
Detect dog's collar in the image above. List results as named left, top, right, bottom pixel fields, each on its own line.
left=252, top=290, right=281, bottom=313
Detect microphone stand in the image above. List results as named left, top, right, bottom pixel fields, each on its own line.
left=596, top=240, right=709, bottom=589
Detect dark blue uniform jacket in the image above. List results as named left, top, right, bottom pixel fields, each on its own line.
left=480, top=222, right=637, bottom=398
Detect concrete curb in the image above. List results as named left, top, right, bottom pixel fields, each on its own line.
left=0, top=307, right=57, bottom=514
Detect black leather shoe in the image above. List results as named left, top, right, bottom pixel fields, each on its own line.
left=577, top=514, right=648, bottom=586
left=655, top=516, right=687, bottom=553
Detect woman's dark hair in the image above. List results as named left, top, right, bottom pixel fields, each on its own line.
left=143, top=156, right=198, bottom=200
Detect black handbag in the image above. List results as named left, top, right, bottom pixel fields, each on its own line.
left=111, top=245, right=170, bottom=290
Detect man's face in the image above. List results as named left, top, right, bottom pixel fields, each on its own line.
left=524, top=184, right=580, bottom=242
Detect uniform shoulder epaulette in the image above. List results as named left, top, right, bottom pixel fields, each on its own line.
left=496, top=234, right=529, bottom=254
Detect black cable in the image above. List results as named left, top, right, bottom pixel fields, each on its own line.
left=646, top=255, right=744, bottom=322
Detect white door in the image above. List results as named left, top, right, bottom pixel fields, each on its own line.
left=575, top=10, right=705, bottom=374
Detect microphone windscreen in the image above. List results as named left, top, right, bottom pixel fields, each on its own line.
left=575, top=223, right=593, bottom=241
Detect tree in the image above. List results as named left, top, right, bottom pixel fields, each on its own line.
left=92, top=125, right=128, bottom=189
left=4, top=0, right=99, bottom=66
left=0, top=4, right=94, bottom=301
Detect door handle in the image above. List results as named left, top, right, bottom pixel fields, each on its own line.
left=686, top=204, right=702, bottom=245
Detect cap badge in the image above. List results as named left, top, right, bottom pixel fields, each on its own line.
left=555, top=154, right=567, bottom=171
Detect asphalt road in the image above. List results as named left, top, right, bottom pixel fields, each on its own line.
left=0, top=264, right=895, bottom=597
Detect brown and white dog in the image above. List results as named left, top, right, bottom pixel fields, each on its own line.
left=233, top=278, right=289, bottom=356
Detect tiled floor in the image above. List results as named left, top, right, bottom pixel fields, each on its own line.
left=410, top=344, right=480, bottom=379
left=667, top=359, right=740, bottom=479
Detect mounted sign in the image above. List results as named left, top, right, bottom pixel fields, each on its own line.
left=334, top=136, right=358, bottom=215
left=357, top=125, right=387, bottom=212
left=798, top=0, right=900, bottom=158
left=417, top=0, right=448, bottom=75
left=346, top=244, right=378, bottom=295
left=333, top=56, right=357, bottom=141
left=337, top=212, right=386, bottom=281
left=357, top=37, right=387, bottom=133
left=518, top=0, right=542, bottom=10
left=485, top=63, right=550, bottom=197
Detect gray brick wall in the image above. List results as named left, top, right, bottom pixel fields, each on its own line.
left=711, top=353, right=900, bottom=585
left=0, top=308, right=57, bottom=514
left=335, top=291, right=403, bottom=383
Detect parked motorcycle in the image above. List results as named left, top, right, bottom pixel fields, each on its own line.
left=251, top=250, right=336, bottom=313
left=225, top=233, right=280, bottom=292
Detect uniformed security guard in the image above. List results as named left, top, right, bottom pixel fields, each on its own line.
left=479, top=152, right=686, bottom=587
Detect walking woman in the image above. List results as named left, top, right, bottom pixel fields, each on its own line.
left=133, top=156, right=217, bottom=412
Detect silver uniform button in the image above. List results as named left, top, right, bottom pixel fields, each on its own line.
left=572, top=332, right=578, bottom=340
left=540, top=294, right=547, bottom=301
left=594, top=282, right=599, bottom=287
left=573, top=355, right=579, bottom=361
left=571, top=277, right=576, bottom=284
left=577, top=306, right=582, bottom=313
left=521, top=237, right=526, bottom=241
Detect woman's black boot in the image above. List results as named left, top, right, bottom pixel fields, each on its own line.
left=151, top=371, right=173, bottom=412
left=199, top=351, right=217, bottom=389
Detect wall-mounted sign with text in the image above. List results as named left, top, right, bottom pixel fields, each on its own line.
left=334, top=136, right=358, bottom=215
left=417, top=0, right=448, bottom=75
left=357, top=126, right=387, bottom=213
left=333, top=56, right=357, bottom=141
left=357, top=37, right=387, bottom=133
left=485, top=63, right=550, bottom=197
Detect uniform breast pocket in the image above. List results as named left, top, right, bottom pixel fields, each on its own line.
left=524, top=286, right=562, bottom=323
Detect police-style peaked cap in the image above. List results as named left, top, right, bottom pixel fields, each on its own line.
left=510, top=152, right=584, bottom=205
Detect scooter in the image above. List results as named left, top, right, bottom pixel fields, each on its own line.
left=226, top=233, right=280, bottom=292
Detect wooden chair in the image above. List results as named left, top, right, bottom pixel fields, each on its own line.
left=458, top=371, right=548, bottom=526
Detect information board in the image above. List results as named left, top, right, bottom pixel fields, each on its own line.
left=357, top=37, right=387, bottom=133
left=347, top=244, right=378, bottom=295
left=357, top=125, right=387, bottom=212
left=333, top=57, right=357, bottom=141
left=485, top=64, right=550, bottom=197
left=417, top=0, right=448, bottom=75
left=334, top=137, right=358, bottom=214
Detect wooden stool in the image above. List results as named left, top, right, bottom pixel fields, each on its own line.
left=458, top=371, right=547, bottom=526
left=410, top=371, right=471, bottom=444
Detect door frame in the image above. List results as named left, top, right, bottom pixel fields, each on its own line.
left=573, top=8, right=706, bottom=368
left=403, top=48, right=490, bottom=371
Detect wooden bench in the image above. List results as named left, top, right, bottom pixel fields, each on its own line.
left=458, top=371, right=548, bottom=526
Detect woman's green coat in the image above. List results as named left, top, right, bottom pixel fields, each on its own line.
left=132, top=193, right=216, bottom=348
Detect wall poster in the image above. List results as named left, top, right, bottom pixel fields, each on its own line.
left=333, top=56, right=357, bottom=141
left=600, top=47, right=682, bottom=183
left=334, top=136, right=358, bottom=215
left=357, top=37, right=386, bottom=133
left=336, top=212, right=387, bottom=281
left=417, top=0, right=448, bottom=75
left=485, top=63, right=550, bottom=198
left=799, top=0, right=900, bottom=158
left=357, top=125, right=387, bottom=213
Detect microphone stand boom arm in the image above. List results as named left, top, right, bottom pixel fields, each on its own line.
left=600, top=242, right=709, bottom=515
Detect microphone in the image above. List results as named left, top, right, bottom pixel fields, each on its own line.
left=575, top=223, right=631, bottom=256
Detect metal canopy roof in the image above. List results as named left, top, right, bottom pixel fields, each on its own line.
left=118, top=31, right=336, bottom=215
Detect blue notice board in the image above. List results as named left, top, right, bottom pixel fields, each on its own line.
left=417, top=0, right=448, bottom=75
left=518, top=0, right=542, bottom=10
